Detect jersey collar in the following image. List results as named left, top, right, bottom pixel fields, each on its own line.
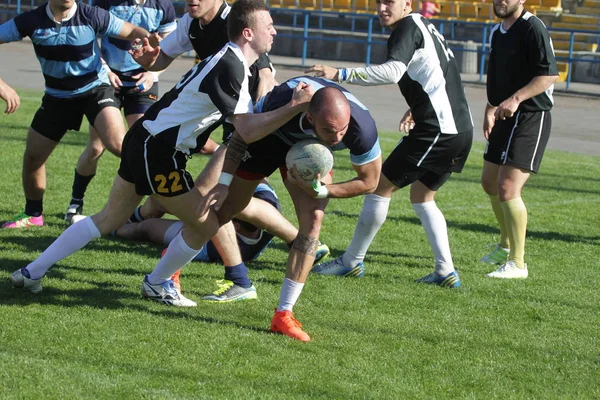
left=299, top=112, right=317, bottom=138
left=227, top=42, right=253, bottom=77
left=199, top=2, right=229, bottom=30
left=46, top=1, right=77, bottom=24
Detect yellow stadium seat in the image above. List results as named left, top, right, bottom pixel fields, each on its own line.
left=557, top=62, right=569, bottom=82
left=332, top=0, right=352, bottom=11
left=437, top=2, right=458, bottom=18
left=354, top=0, right=371, bottom=13
left=553, top=40, right=598, bottom=51
left=541, top=0, right=561, bottom=9
left=458, top=3, right=479, bottom=20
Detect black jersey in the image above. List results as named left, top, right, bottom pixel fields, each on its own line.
left=487, top=10, right=558, bottom=112
left=387, top=14, right=473, bottom=135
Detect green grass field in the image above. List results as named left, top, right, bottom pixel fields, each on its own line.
left=0, top=91, right=599, bottom=399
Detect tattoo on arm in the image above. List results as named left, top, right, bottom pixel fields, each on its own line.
left=223, top=132, right=248, bottom=173
left=291, top=234, right=319, bottom=256
left=225, top=132, right=248, bottom=164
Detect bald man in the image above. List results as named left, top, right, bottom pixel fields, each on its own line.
left=209, top=76, right=383, bottom=342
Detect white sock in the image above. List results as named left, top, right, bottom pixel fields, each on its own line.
left=26, top=217, right=101, bottom=280
left=412, top=201, right=455, bottom=276
left=277, top=278, right=304, bottom=312
left=147, top=231, right=199, bottom=285
left=342, top=194, right=391, bottom=268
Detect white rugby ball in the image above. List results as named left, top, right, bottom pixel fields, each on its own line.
left=286, top=139, right=334, bottom=181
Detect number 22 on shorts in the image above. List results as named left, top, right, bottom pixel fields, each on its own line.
left=154, top=171, right=184, bottom=194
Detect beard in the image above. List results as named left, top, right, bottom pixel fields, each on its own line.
left=493, top=2, right=521, bottom=18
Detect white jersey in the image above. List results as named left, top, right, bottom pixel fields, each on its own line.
left=141, top=42, right=253, bottom=154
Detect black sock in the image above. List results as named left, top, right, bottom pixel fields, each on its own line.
left=71, top=169, right=95, bottom=206
left=128, top=206, right=144, bottom=223
left=25, top=198, right=43, bottom=217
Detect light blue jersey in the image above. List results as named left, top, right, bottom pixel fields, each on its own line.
left=95, top=0, right=176, bottom=85
left=0, top=2, right=124, bottom=97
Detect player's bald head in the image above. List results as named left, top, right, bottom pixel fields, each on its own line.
left=309, top=87, right=351, bottom=122
left=308, top=86, right=351, bottom=146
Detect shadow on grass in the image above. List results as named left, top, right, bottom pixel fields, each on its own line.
left=326, top=210, right=600, bottom=245
left=0, top=267, right=272, bottom=335
left=0, top=235, right=164, bottom=257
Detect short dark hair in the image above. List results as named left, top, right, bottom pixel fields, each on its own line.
left=227, top=0, right=269, bottom=42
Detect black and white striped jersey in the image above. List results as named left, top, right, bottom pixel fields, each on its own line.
left=341, top=14, right=473, bottom=135
left=487, top=10, right=558, bottom=112
left=141, top=42, right=253, bottom=154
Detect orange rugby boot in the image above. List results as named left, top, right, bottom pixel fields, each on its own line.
left=270, top=309, right=311, bottom=342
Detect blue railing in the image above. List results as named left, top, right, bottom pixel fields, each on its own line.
left=2, top=1, right=599, bottom=90
left=268, top=8, right=600, bottom=91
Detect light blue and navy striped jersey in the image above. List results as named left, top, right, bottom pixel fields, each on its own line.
left=0, top=2, right=124, bottom=98
left=256, top=76, right=382, bottom=166
left=94, top=0, right=176, bottom=84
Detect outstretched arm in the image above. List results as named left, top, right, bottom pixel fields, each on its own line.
left=305, top=60, right=406, bottom=86
left=114, top=21, right=149, bottom=42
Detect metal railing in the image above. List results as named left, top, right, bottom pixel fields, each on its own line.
left=268, top=8, right=600, bottom=90
left=2, top=1, right=599, bottom=90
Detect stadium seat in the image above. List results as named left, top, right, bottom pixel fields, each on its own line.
left=552, top=21, right=598, bottom=31
left=574, top=6, right=600, bottom=15
left=551, top=31, right=600, bottom=42
left=583, top=0, right=600, bottom=7
left=553, top=40, right=598, bottom=52
left=437, top=1, right=458, bottom=19
left=560, top=14, right=599, bottom=25
left=557, top=62, right=569, bottom=82
left=354, top=0, right=374, bottom=13
left=457, top=2, right=479, bottom=21
left=269, top=0, right=297, bottom=8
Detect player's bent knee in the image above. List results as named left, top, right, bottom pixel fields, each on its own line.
left=481, top=176, right=497, bottom=195
left=91, top=209, right=128, bottom=236
left=298, top=210, right=324, bottom=237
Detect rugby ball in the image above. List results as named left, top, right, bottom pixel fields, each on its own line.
left=286, top=139, right=334, bottom=181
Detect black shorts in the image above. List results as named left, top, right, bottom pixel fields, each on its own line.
left=115, top=84, right=159, bottom=116
left=236, top=134, right=289, bottom=180
left=118, top=122, right=195, bottom=197
left=30, top=84, right=118, bottom=142
left=484, top=110, right=551, bottom=173
left=382, top=130, right=472, bottom=191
